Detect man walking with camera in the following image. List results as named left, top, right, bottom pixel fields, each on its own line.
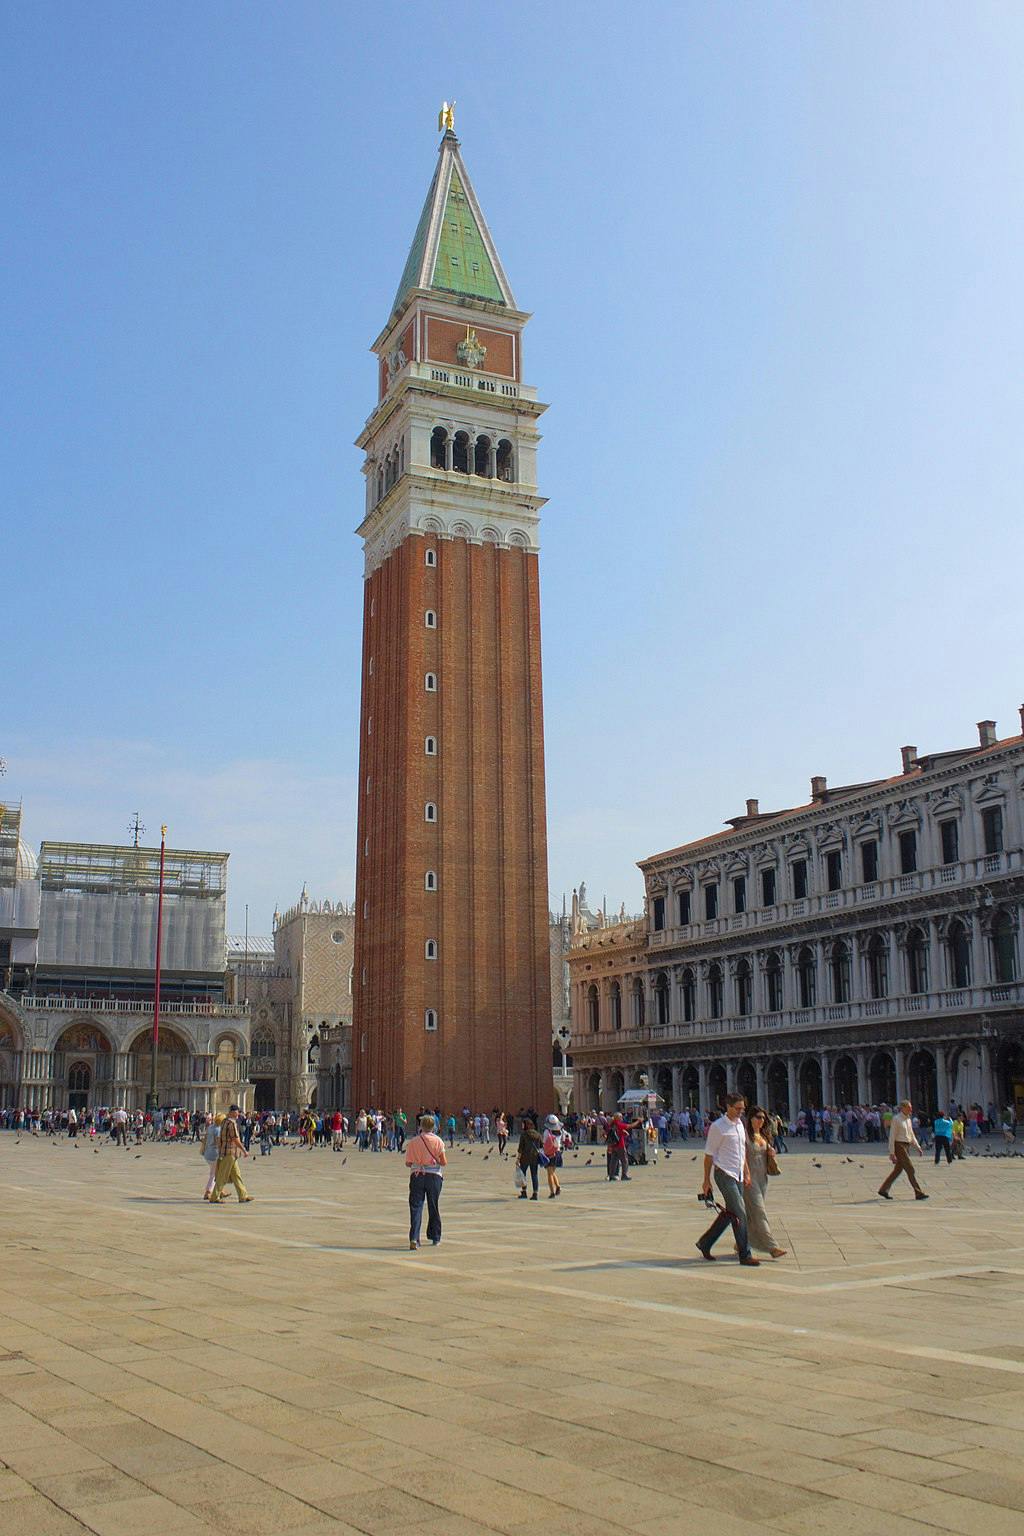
left=696, top=1093, right=760, bottom=1267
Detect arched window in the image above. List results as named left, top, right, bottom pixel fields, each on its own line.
left=474, top=434, right=492, bottom=476
left=425, top=939, right=437, bottom=960
left=867, top=934, right=889, bottom=999
left=736, top=958, right=752, bottom=1015
left=425, top=609, right=437, bottom=628
left=610, top=979, right=622, bottom=1030
left=797, top=946, right=816, bottom=1009
left=906, top=928, right=928, bottom=994
left=430, top=427, right=448, bottom=469
left=681, top=967, right=696, bottom=1022
left=424, top=802, right=437, bottom=823
left=68, top=1062, right=91, bottom=1093
left=587, top=984, right=599, bottom=1033
left=654, top=971, right=669, bottom=1026
left=708, top=963, right=723, bottom=1019
left=425, top=736, right=437, bottom=756
left=496, top=438, right=514, bottom=482
left=376, top=466, right=384, bottom=502
left=425, top=672, right=437, bottom=692
left=632, top=977, right=645, bottom=1028
left=991, top=910, right=1017, bottom=983
left=947, top=919, right=971, bottom=988
left=251, top=1030, right=276, bottom=1063
left=424, top=870, right=437, bottom=891
left=424, top=1009, right=438, bottom=1032
left=452, top=430, right=470, bottom=473
left=425, top=547, right=437, bottom=568
left=765, top=952, right=783, bottom=1011
left=830, top=941, right=851, bottom=1004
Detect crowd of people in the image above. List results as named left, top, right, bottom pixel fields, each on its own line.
left=3, top=1093, right=1019, bottom=1261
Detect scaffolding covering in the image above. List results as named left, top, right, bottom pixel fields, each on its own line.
left=36, top=842, right=228, bottom=974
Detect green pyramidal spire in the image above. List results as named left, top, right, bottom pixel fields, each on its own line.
left=391, top=131, right=515, bottom=316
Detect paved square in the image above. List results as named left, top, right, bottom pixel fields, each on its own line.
left=1, top=1132, right=1021, bottom=1534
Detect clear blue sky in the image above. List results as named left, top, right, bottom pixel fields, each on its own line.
left=4, top=1, right=1022, bottom=931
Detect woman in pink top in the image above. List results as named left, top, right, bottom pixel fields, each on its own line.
left=405, top=1114, right=448, bottom=1249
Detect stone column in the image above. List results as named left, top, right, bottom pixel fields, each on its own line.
left=935, top=1045, right=950, bottom=1111
left=979, top=1039, right=996, bottom=1108
left=697, top=1061, right=709, bottom=1113
left=671, top=1064, right=683, bottom=1111
left=819, top=1052, right=832, bottom=1106
left=755, top=1059, right=767, bottom=1106
left=786, top=1058, right=798, bottom=1117
left=855, top=1049, right=868, bottom=1105
left=725, top=1060, right=737, bottom=1093
left=894, top=1044, right=906, bottom=1102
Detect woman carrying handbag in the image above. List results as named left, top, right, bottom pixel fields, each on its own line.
left=743, top=1106, right=787, bottom=1259
left=516, top=1120, right=544, bottom=1200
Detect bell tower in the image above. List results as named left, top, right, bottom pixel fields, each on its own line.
left=351, top=120, right=552, bottom=1115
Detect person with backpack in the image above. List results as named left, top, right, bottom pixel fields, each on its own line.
left=542, top=1114, right=563, bottom=1199
left=605, top=1112, right=641, bottom=1182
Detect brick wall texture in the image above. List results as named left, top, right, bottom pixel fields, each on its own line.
left=352, top=533, right=552, bottom=1114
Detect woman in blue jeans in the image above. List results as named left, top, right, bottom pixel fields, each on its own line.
left=405, top=1114, right=447, bottom=1249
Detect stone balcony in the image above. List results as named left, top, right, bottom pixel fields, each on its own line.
left=648, top=850, right=1022, bottom=950
left=572, top=979, right=1024, bottom=1053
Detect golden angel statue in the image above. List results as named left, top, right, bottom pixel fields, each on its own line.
left=438, top=100, right=456, bottom=133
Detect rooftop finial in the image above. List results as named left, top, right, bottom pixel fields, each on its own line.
left=438, top=100, right=456, bottom=134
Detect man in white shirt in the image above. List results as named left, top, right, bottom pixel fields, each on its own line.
left=697, top=1093, right=759, bottom=1266
left=878, top=1099, right=928, bottom=1200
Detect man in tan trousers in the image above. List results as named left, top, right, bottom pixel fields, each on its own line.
left=212, top=1105, right=254, bottom=1204
left=878, top=1099, right=928, bottom=1200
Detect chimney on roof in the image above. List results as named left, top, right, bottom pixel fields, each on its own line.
left=810, top=775, right=827, bottom=801
left=746, top=798, right=759, bottom=818
left=900, top=745, right=918, bottom=774
left=977, top=720, right=997, bottom=748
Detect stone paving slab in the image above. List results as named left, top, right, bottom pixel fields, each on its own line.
left=0, top=1133, right=1021, bottom=1533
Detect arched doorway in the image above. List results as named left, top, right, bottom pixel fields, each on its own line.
left=55, top=1023, right=113, bottom=1109
left=608, top=1070, right=624, bottom=1111
left=656, top=1066, right=673, bottom=1106
left=0, top=1017, right=22, bottom=1105
left=67, top=1061, right=91, bottom=1112
left=766, top=1059, right=789, bottom=1115
left=127, top=1026, right=194, bottom=1109
left=996, top=1041, right=1024, bottom=1117
left=869, top=1050, right=896, bottom=1104
left=949, top=1044, right=982, bottom=1107
left=908, top=1049, right=937, bottom=1117
left=833, top=1055, right=857, bottom=1107
left=587, top=1071, right=601, bottom=1111
left=708, top=1062, right=727, bottom=1109
left=736, top=1060, right=757, bottom=1106
left=799, top=1058, right=822, bottom=1110
left=682, top=1065, right=699, bottom=1107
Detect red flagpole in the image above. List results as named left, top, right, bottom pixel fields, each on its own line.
left=147, top=825, right=167, bottom=1112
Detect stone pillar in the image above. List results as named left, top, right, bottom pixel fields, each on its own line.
left=819, top=1052, right=832, bottom=1107
left=894, top=1044, right=906, bottom=1102
left=855, top=1049, right=868, bottom=1105
left=935, top=1045, right=950, bottom=1112
left=671, top=1064, right=683, bottom=1111
left=725, top=1060, right=737, bottom=1093
left=979, top=1038, right=996, bottom=1108
left=698, top=1061, right=709, bottom=1113
left=786, top=1058, right=798, bottom=1117
left=755, top=1059, right=767, bottom=1106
